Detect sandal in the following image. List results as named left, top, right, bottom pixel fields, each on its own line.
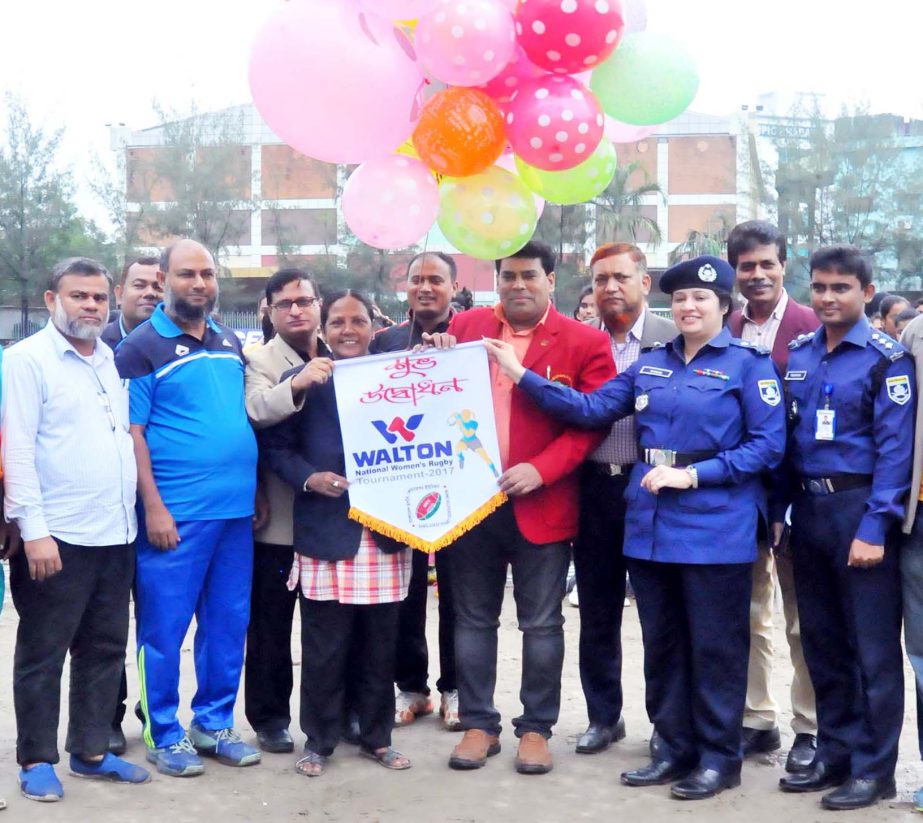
left=294, top=750, right=327, bottom=777
left=360, top=746, right=411, bottom=771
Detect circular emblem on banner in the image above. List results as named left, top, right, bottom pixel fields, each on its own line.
left=698, top=264, right=717, bottom=282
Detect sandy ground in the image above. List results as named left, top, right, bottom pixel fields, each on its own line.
left=0, top=574, right=920, bottom=823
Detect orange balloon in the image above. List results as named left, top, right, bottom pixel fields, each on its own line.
left=412, top=88, right=506, bottom=178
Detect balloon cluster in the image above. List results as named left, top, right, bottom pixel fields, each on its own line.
left=249, top=0, right=698, bottom=260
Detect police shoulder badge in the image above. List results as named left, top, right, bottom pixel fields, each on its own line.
left=698, top=263, right=717, bottom=283
left=758, top=379, right=781, bottom=406
left=886, top=374, right=911, bottom=405
left=635, top=393, right=649, bottom=412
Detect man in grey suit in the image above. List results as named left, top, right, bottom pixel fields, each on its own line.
left=899, top=314, right=923, bottom=811
left=573, top=243, right=676, bottom=755
left=243, top=268, right=332, bottom=754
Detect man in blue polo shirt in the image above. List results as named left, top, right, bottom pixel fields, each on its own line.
left=116, top=239, right=260, bottom=777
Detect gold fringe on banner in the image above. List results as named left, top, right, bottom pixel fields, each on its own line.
left=348, top=491, right=508, bottom=553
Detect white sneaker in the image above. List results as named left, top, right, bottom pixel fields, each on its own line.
left=394, top=691, right=433, bottom=727
left=440, top=690, right=462, bottom=731
left=568, top=586, right=579, bottom=607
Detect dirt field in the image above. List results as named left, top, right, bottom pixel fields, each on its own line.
left=0, top=577, right=919, bottom=822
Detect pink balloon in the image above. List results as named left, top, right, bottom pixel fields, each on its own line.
left=505, top=75, right=604, bottom=171
left=515, top=0, right=626, bottom=75
left=494, top=153, right=546, bottom=217
left=604, top=117, right=656, bottom=143
left=358, top=0, right=438, bottom=19
left=415, top=0, right=517, bottom=87
left=475, top=44, right=548, bottom=105
left=249, top=0, right=425, bottom=164
left=342, top=155, right=440, bottom=249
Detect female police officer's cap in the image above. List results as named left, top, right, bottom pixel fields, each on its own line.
left=659, top=255, right=735, bottom=295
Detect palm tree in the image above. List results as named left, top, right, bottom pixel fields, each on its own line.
left=592, top=161, right=665, bottom=245
left=667, top=213, right=733, bottom=265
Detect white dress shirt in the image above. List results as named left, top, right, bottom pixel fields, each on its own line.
left=740, top=289, right=789, bottom=351
left=2, top=322, right=137, bottom=545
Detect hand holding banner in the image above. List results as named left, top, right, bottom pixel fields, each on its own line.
left=333, top=342, right=506, bottom=552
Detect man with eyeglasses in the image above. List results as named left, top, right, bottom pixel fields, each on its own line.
left=243, top=268, right=332, bottom=754
left=2, top=257, right=150, bottom=802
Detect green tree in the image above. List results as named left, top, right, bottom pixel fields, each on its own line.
left=0, top=94, right=112, bottom=332
left=593, top=161, right=665, bottom=245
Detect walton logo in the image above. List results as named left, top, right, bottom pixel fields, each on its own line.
left=372, top=415, right=424, bottom=444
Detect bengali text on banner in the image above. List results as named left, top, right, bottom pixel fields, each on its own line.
left=333, top=342, right=506, bottom=552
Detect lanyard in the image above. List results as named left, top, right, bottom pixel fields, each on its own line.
left=822, top=383, right=833, bottom=410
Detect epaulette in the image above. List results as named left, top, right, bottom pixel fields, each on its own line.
left=641, top=341, right=666, bottom=353
left=870, top=331, right=907, bottom=362
left=731, top=339, right=771, bottom=355
left=788, top=331, right=816, bottom=350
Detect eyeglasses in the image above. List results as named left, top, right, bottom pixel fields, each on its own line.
left=271, top=297, right=319, bottom=311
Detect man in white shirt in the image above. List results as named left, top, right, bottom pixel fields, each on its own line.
left=2, top=257, right=150, bottom=803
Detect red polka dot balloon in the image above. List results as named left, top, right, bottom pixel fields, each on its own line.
left=515, top=0, right=626, bottom=75
left=505, top=75, right=604, bottom=171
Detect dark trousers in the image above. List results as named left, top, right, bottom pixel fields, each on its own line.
left=11, top=540, right=135, bottom=765
left=792, top=486, right=904, bottom=779
left=573, top=466, right=628, bottom=727
left=446, top=504, right=569, bottom=739
left=299, top=597, right=400, bottom=756
left=244, top=542, right=299, bottom=732
left=627, top=557, right=751, bottom=776
left=395, top=548, right=456, bottom=695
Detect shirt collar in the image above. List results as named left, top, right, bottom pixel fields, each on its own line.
left=741, top=289, right=789, bottom=324
left=814, top=314, right=871, bottom=350
left=668, top=325, right=732, bottom=356
left=600, top=310, right=646, bottom=343
left=150, top=303, right=221, bottom=339
left=493, top=301, right=552, bottom=332
left=44, top=320, right=112, bottom=363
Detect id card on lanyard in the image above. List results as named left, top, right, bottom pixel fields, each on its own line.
left=815, top=383, right=835, bottom=441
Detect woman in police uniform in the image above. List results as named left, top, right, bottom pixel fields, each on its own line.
left=485, top=256, right=786, bottom=800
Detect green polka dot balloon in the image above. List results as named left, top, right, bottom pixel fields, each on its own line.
left=437, top=165, right=538, bottom=260
left=515, top=138, right=617, bottom=205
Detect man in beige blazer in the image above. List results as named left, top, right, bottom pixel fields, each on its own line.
left=243, top=268, right=332, bottom=754
left=900, top=314, right=923, bottom=810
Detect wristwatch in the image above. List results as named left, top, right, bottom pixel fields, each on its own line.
left=685, top=465, right=699, bottom=489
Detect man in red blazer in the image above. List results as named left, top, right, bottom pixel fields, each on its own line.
left=727, top=221, right=820, bottom=773
left=442, top=240, right=615, bottom=776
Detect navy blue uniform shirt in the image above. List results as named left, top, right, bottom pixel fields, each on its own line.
left=518, top=327, right=786, bottom=564
left=776, top=316, right=915, bottom=545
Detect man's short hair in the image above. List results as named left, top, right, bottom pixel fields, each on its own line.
left=159, top=240, right=211, bottom=273
left=895, top=307, right=918, bottom=326
left=119, top=255, right=159, bottom=285
left=880, top=293, right=911, bottom=320
left=407, top=251, right=457, bottom=282
left=49, top=257, right=112, bottom=292
left=727, top=220, right=787, bottom=268
left=809, top=245, right=873, bottom=288
left=589, top=242, right=647, bottom=274
left=264, top=268, right=318, bottom=305
left=495, top=240, right=555, bottom=276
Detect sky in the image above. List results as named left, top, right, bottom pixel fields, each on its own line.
left=4, top=0, right=923, bottom=227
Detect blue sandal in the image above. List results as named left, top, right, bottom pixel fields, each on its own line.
left=360, top=747, right=411, bottom=770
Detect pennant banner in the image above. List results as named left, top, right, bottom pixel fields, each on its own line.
left=333, top=342, right=506, bottom=552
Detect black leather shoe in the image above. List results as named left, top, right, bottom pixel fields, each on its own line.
left=256, top=728, right=294, bottom=754
left=649, top=728, right=664, bottom=759
left=108, top=726, right=127, bottom=756
left=621, top=758, right=695, bottom=787
left=779, top=761, right=849, bottom=793
left=134, top=700, right=146, bottom=725
left=785, top=733, right=817, bottom=773
left=671, top=767, right=741, bottom=800
left=576, top=717, right=626, bottom=754
left=821, top=777, right=896, bottom=810
left=742, top=726, right=781, bottom=756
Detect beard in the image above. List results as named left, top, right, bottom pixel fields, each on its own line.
left=51, top=296, right=102, bottom=341
left=164, top=286, right=217, bottom=323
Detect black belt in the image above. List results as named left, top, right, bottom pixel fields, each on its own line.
left=587, top=462, right=635, bottom=477
left=798, top=474, right=873, bottom=495
left=642, top=448, right=716, bottom=468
